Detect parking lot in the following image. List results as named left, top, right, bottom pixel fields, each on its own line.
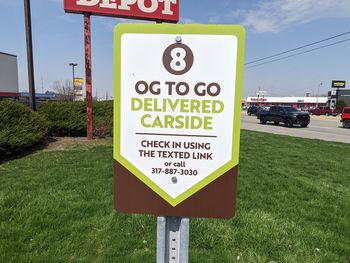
left=241, top=112, right=350, bottom=144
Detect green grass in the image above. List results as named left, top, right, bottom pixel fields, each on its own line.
left=1, top=131, right=349, bottom=262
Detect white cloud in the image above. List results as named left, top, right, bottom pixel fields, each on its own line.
left=179, top=17, right=199, bottom=24
left=228, top=0, right=350, bottom=33
left=208, top=16, right=221, bottom=24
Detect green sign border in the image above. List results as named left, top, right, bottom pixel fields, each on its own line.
left=114, top=24, right=245, bottom=207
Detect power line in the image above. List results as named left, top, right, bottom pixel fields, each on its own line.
left=245, top=31, right=350, bottom=66
left=245, top=37, right=350, bottom=69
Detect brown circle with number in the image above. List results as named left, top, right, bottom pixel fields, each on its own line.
left=162, top=43, right=194, bottom=75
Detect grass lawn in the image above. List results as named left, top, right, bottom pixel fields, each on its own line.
left=1, top=130, right=349, bottom=262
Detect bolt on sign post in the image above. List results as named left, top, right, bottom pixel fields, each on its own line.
left=114, top=24, right=245, bottom=261
left=64, top=0, right=179, bottom=140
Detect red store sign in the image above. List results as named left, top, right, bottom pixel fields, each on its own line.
left=64, top=0, right=179, bottom=22
left=251, top=98, right=267, bottom=102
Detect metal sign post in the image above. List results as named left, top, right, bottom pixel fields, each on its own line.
left=157, top=217, right=190, bottom=263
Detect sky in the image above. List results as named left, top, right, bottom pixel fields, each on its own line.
left=0, top=0, right=350, bottom=99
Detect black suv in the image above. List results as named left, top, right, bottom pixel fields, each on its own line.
left=247, top=105, right=260, bottom=116
left=257, top=106, right=310, bottom=128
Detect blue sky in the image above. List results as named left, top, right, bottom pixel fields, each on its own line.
left=0, top=0, right=350, bottom=98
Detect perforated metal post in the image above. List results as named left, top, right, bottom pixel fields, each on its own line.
left=157, top=217, right=190, bottom=263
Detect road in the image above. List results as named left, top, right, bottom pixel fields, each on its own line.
left=241, top=112, right=350, bottom=144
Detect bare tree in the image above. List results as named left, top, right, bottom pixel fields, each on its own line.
left=52, top=80, right=76, bottom=101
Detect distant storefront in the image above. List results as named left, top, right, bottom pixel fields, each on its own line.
left=19, top=92, right=58, bottom=104
left=246, top=96, right=328, bottom=108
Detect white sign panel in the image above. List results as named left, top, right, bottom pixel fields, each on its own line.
left=114, top=24, right=245, bottom=206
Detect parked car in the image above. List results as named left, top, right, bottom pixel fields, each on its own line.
left=256, top=106, right=270, bottom=118
left=247, top=105, right=260, bottom=116
left=258, top=106, right=310, bottom=128
left=309, top=106, right=341, bottom=116
left=340, top=107, right=350, bottom=128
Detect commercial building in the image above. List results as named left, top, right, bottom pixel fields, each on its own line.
left=0, top=52, right=19, bottom=99
left=246, top=96, right=328, bottom=109
left=328, top=89, right=350, bottom=108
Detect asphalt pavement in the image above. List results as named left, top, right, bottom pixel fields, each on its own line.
left=241, top=112, right=350, bottom=144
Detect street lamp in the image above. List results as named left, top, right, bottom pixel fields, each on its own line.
left=316, top=82, right=323, bottom=108
left=69, top=63, right=78, bottom=91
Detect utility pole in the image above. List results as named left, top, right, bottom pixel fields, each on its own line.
left=24, top=0, right=36, bottom=110
left=69, top=63, right=78, bottom=92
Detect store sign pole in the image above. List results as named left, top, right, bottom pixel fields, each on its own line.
left=84, top=13, right=93, bottom=140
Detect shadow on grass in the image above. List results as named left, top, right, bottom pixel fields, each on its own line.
left=0, top=137, right=57, bottom=165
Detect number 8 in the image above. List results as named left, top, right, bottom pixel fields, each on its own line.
left=170, top=47, right=187, bottom=72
